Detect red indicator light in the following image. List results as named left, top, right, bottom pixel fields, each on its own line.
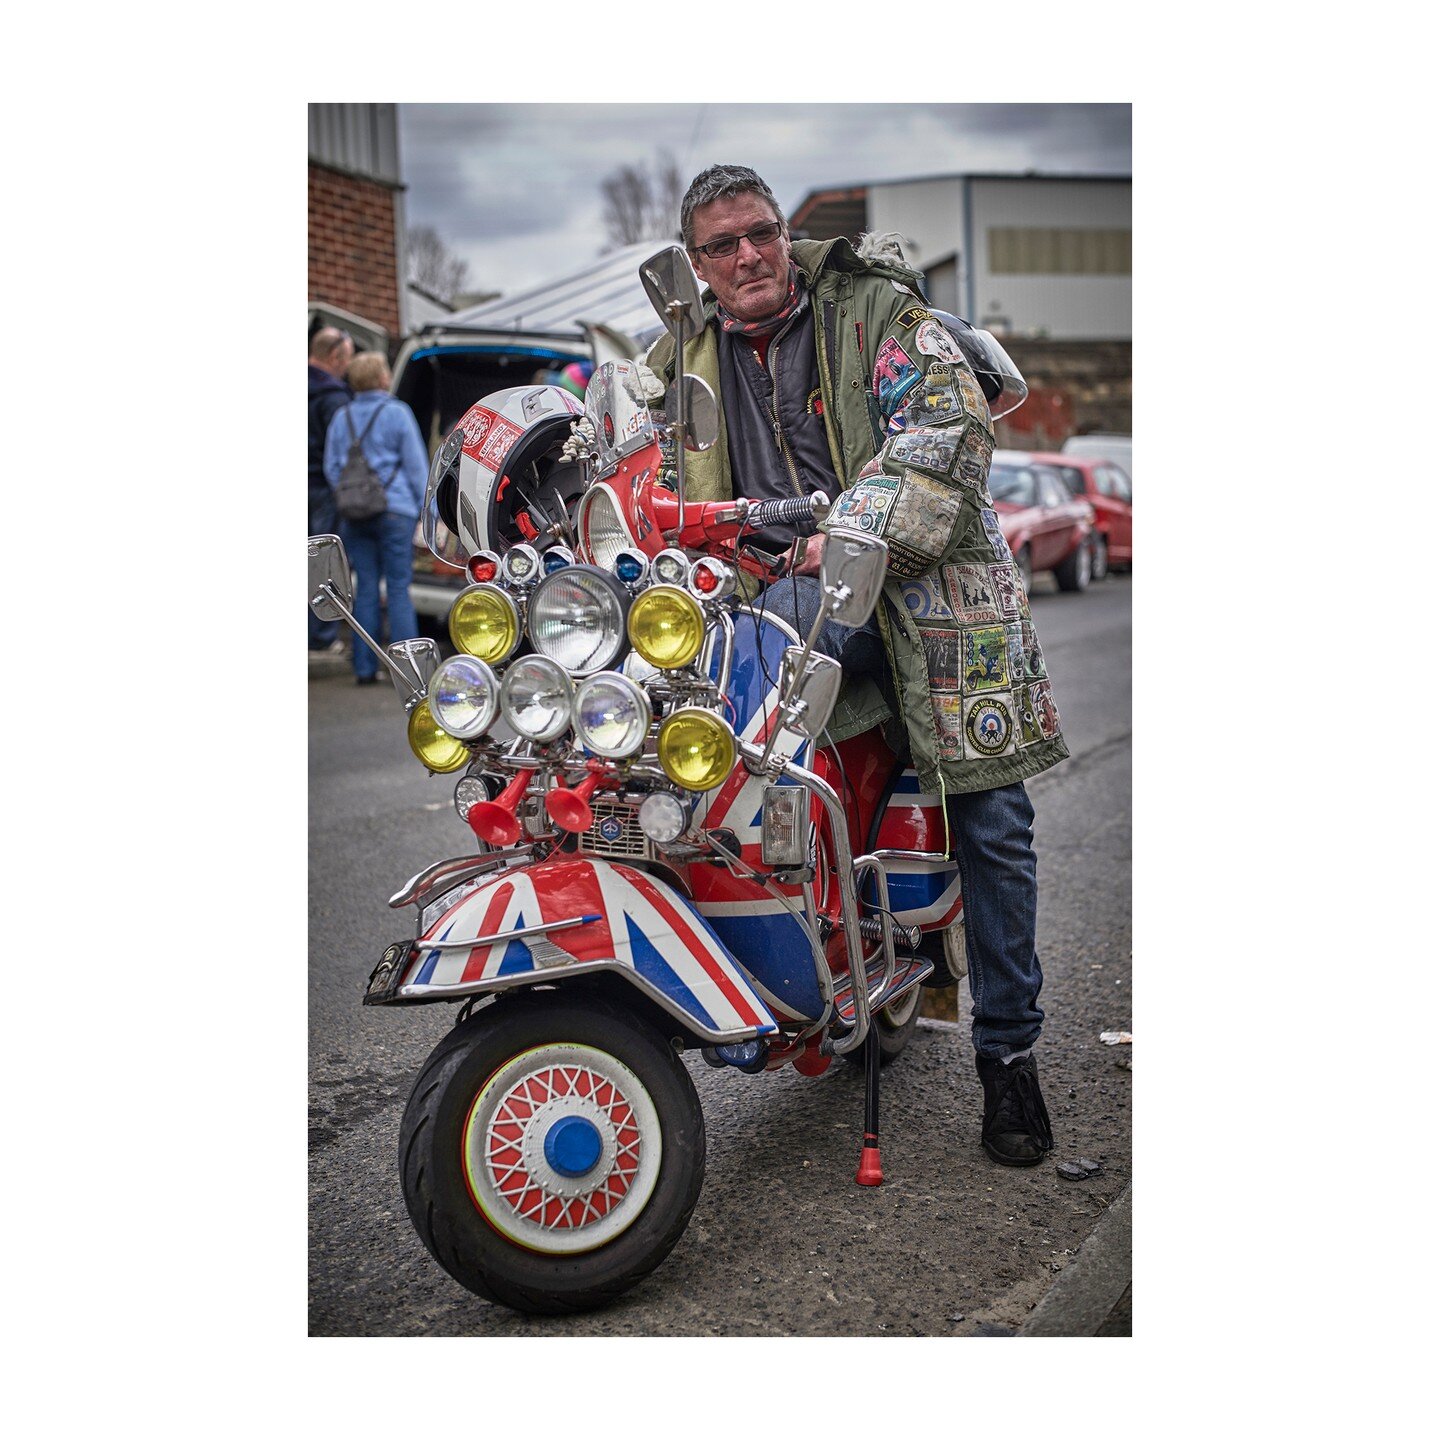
left=468, top=556, right=498, bottom=583
left=694, top=564, right=719, bottom=594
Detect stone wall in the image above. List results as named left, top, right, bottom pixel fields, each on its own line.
left=991, top=339, right=1131, bottom=452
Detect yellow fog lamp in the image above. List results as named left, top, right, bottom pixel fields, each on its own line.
left=407, top=700, right=470, bottom=773
left=448, top=583, right=520, bottom=665
left=656, top=708, right=736, bottom=792
left=628, top=584, right=705, bottom=670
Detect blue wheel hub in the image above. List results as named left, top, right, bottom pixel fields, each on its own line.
left=543, top=1114, right=603, bottom=1177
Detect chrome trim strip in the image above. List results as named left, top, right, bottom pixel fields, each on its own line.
left=388, top=846, right=532, bottom=909
left=413, top=914, right=598, bottom=951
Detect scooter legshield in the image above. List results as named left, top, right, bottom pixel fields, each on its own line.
left=391, top=856, right=779, bottom=1044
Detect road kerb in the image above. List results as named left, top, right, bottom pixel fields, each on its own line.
left=1018, top=1182, right=1131, bottom=1337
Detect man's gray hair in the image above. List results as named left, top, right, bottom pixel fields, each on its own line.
left=680, top=164, right=786, bottom=249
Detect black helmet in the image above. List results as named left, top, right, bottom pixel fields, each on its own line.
left=928, top=312, right=1029, bottom=419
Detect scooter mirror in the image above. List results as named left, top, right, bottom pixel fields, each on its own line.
left=308, top=534, right=353, bottom=619
left=664, top=375, right=719, bottom=452
left=820, top=527, right=889, bottom=629
left=778, top=647, right=844, bottom=740
left=639, top=245, right=705, bottom=343
left=387, top=637, right=441, bottom=705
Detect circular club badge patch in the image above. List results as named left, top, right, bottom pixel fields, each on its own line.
left=966, top=698, right=1012, bottom=755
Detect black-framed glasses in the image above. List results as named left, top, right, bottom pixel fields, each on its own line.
left=691, top=222, right=783, bottom=260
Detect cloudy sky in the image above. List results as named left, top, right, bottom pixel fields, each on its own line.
left=397, top=103, right=1131, bottom=299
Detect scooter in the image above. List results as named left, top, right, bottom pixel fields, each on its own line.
left=306, top=246, right=966, bottom=1315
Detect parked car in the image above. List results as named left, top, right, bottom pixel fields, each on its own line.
left=1061, top=432, right=1132, bottom=487
left=1000, top=449, right=1132, bottom=578
left=987, top=457, right=1097, bottom=593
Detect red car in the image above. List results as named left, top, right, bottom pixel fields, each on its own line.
left=987, top=455, right=1097, bottom=593
left=1002, top=449, right=1133, bottom=578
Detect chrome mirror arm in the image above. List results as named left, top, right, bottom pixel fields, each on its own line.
left=315, top=580, right=424, bottom=702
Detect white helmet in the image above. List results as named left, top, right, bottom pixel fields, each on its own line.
left=423, top=384, right=584, bottom=561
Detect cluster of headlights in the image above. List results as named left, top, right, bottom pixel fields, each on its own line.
left=407, top=557, right=737, bottom=795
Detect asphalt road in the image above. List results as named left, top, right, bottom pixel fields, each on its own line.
left=308, top=573, right=1131, bottom=1336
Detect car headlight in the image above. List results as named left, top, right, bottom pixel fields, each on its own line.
left=499, top=656, right=574, bottom=743
left=407, top=701, right=471, bottom=773
left=527, top=565, right=630, bottom=676
left=656, top=707, right=736, bottom=791
left=448, top=583, right=520, bottom=666
left=574, top=672, right=652, bottom=759
left=628, top=584, right=705, bottom=669
left=576, top=484, right=633, bottom=569
left=428, top=655, right=499, bottom=740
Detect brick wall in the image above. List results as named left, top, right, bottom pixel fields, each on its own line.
left=992, top=340, right=1131, bottom=451
left=308, top=162, right=401, bottom=342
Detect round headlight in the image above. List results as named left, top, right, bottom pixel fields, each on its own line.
left=628, top=584, right=705, bottom=669
left=652, top=548, right=690, bottom=586
left=449, top=583, right=520, bottom=665
left=499, top=656, right=574, bottom=743
left=528, top=565, right=630, bottom=676
left=428, top=655, right=499, bottom=739
left=639, top=792, right=689, bottom=843
left=407, top=701, right=471, bottom=773
left=502, top=544, right=542, bottom=585
left=577, top=482, right=633, bottom=569
left=656, top=708, right=736, bottom=791
left=574, top=672, right=653, bottom=759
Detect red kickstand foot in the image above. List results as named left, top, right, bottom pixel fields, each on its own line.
left=855, top=1137, right=884, bottom=1186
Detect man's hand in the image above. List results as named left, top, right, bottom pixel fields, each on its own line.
left=790, top=533, right=825, bottom=577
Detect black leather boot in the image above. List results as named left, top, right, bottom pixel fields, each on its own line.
left=975, top=1052, right=1055, bottom=1166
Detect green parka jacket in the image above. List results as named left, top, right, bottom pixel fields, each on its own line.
left=647, top=236, right=1068, bottom=798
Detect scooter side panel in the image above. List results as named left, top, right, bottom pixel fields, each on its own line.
left=868, top=768, right=965, bottom=931
left=397, top=857, right=779, bottom=1041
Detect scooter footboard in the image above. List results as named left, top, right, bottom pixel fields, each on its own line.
left=372, top=856, right=779, bottom=1044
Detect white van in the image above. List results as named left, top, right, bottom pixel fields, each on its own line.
left=1061, top=433, right=1132, bottom=486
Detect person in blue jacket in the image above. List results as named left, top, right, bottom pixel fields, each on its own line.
left=323, top=351, right=428, bottom=685
left=308, top=327, right=354, bottom=651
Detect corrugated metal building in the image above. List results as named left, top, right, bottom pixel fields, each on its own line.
left=791, top=172, right=1131, bottom=342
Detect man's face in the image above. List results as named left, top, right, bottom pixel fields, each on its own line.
left=689, top=192, right=792, bottom=322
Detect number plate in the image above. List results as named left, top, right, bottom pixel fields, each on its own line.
left=363, top=941, right=413, bottom=1006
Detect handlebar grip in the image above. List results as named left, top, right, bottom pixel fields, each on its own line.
left=746, top=493, right=829, bottom=532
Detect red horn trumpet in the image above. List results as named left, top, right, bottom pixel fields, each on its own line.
left=545, top=761, right=610, bottom=834
left=466, top=768, right=536, bottom=846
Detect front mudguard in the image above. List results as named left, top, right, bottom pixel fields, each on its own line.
left=367, top=855, right=779, bottom=1045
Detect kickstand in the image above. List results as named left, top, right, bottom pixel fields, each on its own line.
left=855, top=1027, right=883, bottom=1186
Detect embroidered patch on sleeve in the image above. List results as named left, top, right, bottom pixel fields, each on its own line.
left=1014, top=686, right=1044, bottom=748
left=962, top=625, right=1011, bottom=693
left=1006, top=623, right=1026, bottom=684
left=886, top=537, right=942, bottom=579
left=827, top=472, right=898, bottom=534
left=873, top=337, right=920, bottom=415
left=980, top=508, right=1012, bottom=562
left=899, top=574, right=954, bottom=622
left=896, top=305, right=930, bottom=330
left=931, top=694, right=964, bottom=762
left=959, top=425, right=994, bottom=485
left=943, top=561, right=1002, bottom=624
left=1030, top=679, right=1060, bottom=738
left=884, top=469, right=962, bottom=560
left=1020, top=618, right=1046, bottom=680
left=964, top=694, right=1017, bottom=760
left=887, top=425, right=962, bottom=478
left=914, top=318, right=967, bottom=364
left=989, top=562, right=1022, bottom=621
left=918, top=625, right=961, bottom=691
left=903, top=366, right=965, bottom=426
left=806, top=387, right=824, bottom=416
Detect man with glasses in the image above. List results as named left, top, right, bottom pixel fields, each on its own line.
left=309, top=326, right=355, bottom=652
left=648, top=164, right=1070, bottom=1168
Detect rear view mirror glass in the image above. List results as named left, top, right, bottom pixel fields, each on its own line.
left=639, top=246, right=704, bottom=343
left=819, top=528, right=888, bottom=628
left=308, top=534, right=352, bottom=619
left=778, top=647, right=844, bottom=740
left=665, top=375, right=719, bottom=452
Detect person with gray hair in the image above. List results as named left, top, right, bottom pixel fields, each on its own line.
left=648, top=163, right=1069, bottom=1168
left=308, top=326, right=356, bottom=652
left=322, top=351, right=429, bottom=685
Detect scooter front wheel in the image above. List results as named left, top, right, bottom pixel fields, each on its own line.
left=399, top=993, right=705, bottom=1315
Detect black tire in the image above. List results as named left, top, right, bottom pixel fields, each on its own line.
left=1091, top=534, right=1109, bottom=582
left=399, top=993, right=705, bottom=1315
left=841, top=984, right=922, bottom=1067
left=1014, top=545, right=1033, bottom=595
left=1055, top=536, right=1093, bottom=592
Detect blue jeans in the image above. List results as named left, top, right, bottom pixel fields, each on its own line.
left=751, top=574, right=885, bottom=671
left=946, top=783, right=1045, bottom=1059
left=308, top=486, right=339, bottom=649
left=339, top=510, right=419, bottom=679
